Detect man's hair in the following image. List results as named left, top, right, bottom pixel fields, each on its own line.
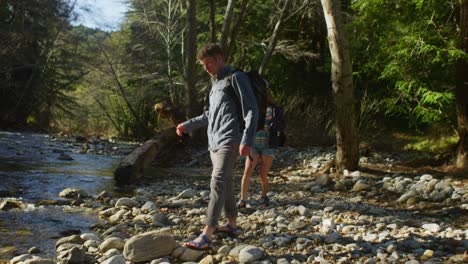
left=197, top=43, right=224, bottom=60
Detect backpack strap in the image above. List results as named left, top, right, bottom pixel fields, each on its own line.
left=225, top=70, right=247, bottom=131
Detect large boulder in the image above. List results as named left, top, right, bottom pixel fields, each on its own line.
left=123, top=231, right=177, bottom=263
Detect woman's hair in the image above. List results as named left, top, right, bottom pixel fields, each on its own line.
left=197, top=43, right=224, bottom=60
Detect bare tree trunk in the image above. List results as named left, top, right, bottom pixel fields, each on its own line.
left=208, top=0, right=216, bottom=43
left=220, top=0, right=235, bottom=55
left=455, top=0, right=468, bottom=169
left=258, top=0, right=291, bottom=75
left=185, top=0, right=197, bottom=118
left=226, top=0, right=249, bottom=63
left=321, top=0, right=359, bottom=171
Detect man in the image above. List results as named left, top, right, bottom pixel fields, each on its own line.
left=176, top=43, right=258, bottom=250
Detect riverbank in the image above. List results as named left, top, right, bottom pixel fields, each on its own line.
left=4, top=143, right=467, bottom=263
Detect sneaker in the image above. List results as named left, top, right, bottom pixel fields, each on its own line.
left=258, top=196, right=269, bottom=206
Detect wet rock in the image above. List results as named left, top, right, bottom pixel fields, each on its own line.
left=28, top=247, right=40, bottom=254
left=10, top=254, right=33, bottom=264
left=56, top=235, right=84, bottom=248
left=96, top=191, right=113, bottom=202
left=59, top=188, right=89, bottom=199
left=0, top=199, right=22, bottom=210
left=56, top=243, right=82, bottom=253
left=109, top=209, right=127, bottom=223
left=58, top=153, right=74, bottom=160
left=123, top=232, right=177, bottom=263
left=99, top=207, right=118, bottom=218
left=80, top=233, right=100, bottom=242
left=37, top=199, right=69, bottom=206
left=114, top=197, right=139, bottom=208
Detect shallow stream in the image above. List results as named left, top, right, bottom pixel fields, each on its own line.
left=0, top=131, right=126, bottom=261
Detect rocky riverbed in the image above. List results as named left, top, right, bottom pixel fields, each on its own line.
left=4, top=145, right=468, bottom=264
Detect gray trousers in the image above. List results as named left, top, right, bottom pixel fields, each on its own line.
left=204, top=143, right=239, bottom=227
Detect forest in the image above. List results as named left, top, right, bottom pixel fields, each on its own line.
left=1, top=0, right=467, bottom=170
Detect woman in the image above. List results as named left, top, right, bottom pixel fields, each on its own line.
left=237, top=91, right=279, bottom=208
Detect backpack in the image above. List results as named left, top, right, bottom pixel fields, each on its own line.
left=269, top=104, right=287, bottom=148
left=226, top=70, right=268, bottom=132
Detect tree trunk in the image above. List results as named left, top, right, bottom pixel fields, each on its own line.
left=258, top=0, right=291, bottom=75
left=321, top=0, right=359, bottom=172
left=185, top=0, right=197, bottom=118
left=455, top=0, right=468, bottom=169
left=226, top=0, right=249, bottom=63
left=220, top=0, right=235, bottom=55
left=114, top=128, right=178, bottom=185
left=208, top=0, right=216, bottom=42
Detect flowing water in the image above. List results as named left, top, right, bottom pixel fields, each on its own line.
left=0, top=131, right=127, bottom=261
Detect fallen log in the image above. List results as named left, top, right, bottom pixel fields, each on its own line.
left=114, top=127, right=178, bottom=185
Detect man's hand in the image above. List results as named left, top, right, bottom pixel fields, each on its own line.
left=239, top=144, right=251, bottom=157
left=176, top=123, right=185, bottom=136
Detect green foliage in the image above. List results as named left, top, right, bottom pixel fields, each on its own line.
left=0, top=0, right=80, bottom=128
left=350, top=0, right=461, bottom=129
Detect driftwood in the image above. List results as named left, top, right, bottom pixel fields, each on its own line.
left=114, top=128, right=178, bottom=185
